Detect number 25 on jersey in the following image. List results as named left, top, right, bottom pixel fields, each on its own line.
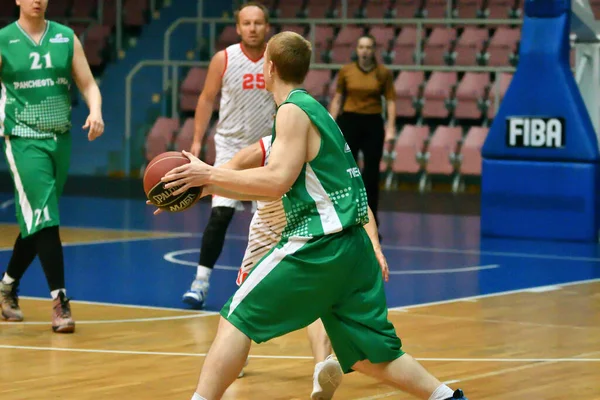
left=30, top=52, right=53, bottom=70
left=242, top=73, right=265, bottom=90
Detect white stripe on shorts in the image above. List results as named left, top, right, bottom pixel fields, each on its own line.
left=228, top=237, right=309, bottom=317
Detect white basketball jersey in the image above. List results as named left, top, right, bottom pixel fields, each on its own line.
left=236, top=135, right=286, bottom=286
left=218, top=43, right=275, bottom=147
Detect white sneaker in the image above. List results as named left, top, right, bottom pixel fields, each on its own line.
left=311, top=355, right=343, bottom=399
left=182, top=278, right=209, bottom=309
left=238, top=358, right=249, bottom=378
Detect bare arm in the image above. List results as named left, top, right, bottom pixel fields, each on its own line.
left=329, top=93, right=343, bottom=120
left=363, top=206, right=389, bottom=282
left=385, top=98, right=396, bottom=141
left=191, top=51, right=225, bottom=155
left=72, top=35, right=104, bottom=140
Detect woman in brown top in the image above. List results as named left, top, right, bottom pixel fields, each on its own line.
left=329, top=34, right=396, bottom=224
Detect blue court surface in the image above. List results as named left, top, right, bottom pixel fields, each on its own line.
left=0, top=195, right=599, bottom=312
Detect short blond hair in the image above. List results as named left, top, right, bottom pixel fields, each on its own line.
left=267, top=31, right=312, bottom=84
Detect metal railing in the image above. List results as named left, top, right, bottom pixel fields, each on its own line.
left=162, top=16, right=523, bottom=92
left=126, top=58, right=516, bottom=175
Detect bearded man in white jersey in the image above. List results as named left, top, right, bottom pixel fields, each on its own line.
left=182, top=2, right=276, bottom=309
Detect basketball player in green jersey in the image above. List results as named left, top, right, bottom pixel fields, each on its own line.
left=0, top=0, right=104, bottom=333
left=162, top=32, right=467, bottom=400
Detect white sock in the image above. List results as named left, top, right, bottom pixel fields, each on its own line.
left=191, top=393, right=207, bottom=400
left=196, top=265, right=212, bottom=280
left=429, top=384, right=455, bottom=400
left=51, top=289, right=66, bottom=300
left=2, top=273, right=15, bottom=285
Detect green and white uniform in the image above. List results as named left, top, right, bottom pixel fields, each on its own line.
left=221, top=89, right=403, bottom=373
left=0, top=21, right=74, bottom=237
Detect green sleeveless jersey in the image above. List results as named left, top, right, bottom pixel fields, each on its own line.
left=0, top=21, right=74, bottom=139
left=275, top=89, right=369, bottom=239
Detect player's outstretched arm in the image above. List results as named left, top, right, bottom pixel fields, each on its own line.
left=364, top=206, right=389, bottom=282
left=162, top=103, right=308, bottom=198
left=191, top=51, right=224, bottom=157
left=72, top=35, right=104, bottom=141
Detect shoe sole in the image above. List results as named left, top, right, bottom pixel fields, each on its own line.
left=182, top=295, right=204, bottom=309
left=311, top=361, right=343, bottom=400
left=1, top=312, right=23, bottom=322
left=52, top=324, right=75, bottom=333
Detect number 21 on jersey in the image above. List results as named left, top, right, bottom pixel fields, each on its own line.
left=29, top=52, right=52, bottom=70
left=242, top=73, right=265, bottom=90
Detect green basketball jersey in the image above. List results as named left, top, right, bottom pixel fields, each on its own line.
left=274, top=89, right=369, bottom=239
left=0, top=21, right=74, bottom=139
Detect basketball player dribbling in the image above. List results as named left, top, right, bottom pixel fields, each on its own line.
left=182, top=2, right=275, bottom=309
left=162, top=31, right=468, bottom=400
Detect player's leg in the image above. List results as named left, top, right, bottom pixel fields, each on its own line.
left=183, top=138, right=241, bottom=309
left=194, top=236, right=348, bottom=399
left=322, top=227, right=466, bottom=400
left=43, top=134, right=73, bottom=333
left=0, top=136, right=42, bottom=321
left=337, top=113, right=361, bottom=161
left=358, top=115, right=385, bottom=225
left=307, top=319, right=343, bottom=400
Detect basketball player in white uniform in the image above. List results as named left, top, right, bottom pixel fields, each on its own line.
left=183, top=2, right=275, bottom=308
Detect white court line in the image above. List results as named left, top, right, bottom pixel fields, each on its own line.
left=19, top=294, right=208, bottom=313
left=164, top=249, right=239, bottom=270
left=380, top=244, right=600, bottom=262
left=0, top=199, right=14, bottom=209
left=399, top=310, right=598, bottom=331
left=0, top=312, right=217, bottom=326
left=0, top=232, right=195, bottom=251
left=354, top=350, right=600, bottom=400
left=1, top=344, right=599, bottom=363
left=389, top=277, right=600, bottom=311
left=389, top=264, right=499, bottom=275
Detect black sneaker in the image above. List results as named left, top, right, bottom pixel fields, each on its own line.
left=445, top=389, right=468, bottom=400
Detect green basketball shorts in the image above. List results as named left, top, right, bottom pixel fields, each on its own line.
left=221, top=225, right=404, bottom=373
left=2, top=134, right=71, bottom=238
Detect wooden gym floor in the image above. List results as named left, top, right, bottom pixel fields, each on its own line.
left=0, top=195, right=598, bottom=399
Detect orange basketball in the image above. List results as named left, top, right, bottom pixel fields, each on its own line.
left=143, top=151, right=202, bottom=212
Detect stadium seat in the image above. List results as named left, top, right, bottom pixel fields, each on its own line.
left=483, top=27, right=521, bottom=66
left=424, top=126, right=463, bottom=175
left=364, top=0, right=393, bottom=18
left=486, top=0, right=515, bottom=18
left=456, top=0, right=483, bottom=18
left=277, top=0, right=304, bottom=18
left=180, top=67, right=208, bottom=113
left=452, top=27, right=489, bottom=65
left=305, top=0, right=333, bottom=18
left=331, top=25, right=364, bottom=62
left=72, top=0, right=97, bottom=18
left=145, top=117, right=179, bottom=161
left=124, top=0, right=149, bottom=29
left=454, top=72, right=490, bottom=120
left=392, top=0, right=424, bottom=17
left=391, top=26, right=423, bottom=65
left=423, top=0, right=450, bottom=18
left=216, top=25, right=239, bottom=51
left=175, top=118, right=195, bottom=153
left=423, top=27, right=456, bottom=65
left=391, top=125, right=430, bottom=174
left=278, top=24, right=307, bottom=37
left=422, top=72, right=458, bottom=119
left=487, top=72, right=513, bottom=119
left=46, top=0, right=70, bottom=19
left=458, top=126, right=488, bottom=176
left=304, top=70, right=333, bottom=100
left=394, top=71, right=425, bottom=118
left=369, top=26, right=397, bottom=51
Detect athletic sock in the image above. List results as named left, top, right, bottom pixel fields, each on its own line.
left=191, top=393, right=207, bottom=400
left=429, top=384, right=455, bottom=400
left=2, top=273, right=15, bottom=285
left=51, top=289, right=66, bottom=300
left=196, top=265, right=212, bottom=281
